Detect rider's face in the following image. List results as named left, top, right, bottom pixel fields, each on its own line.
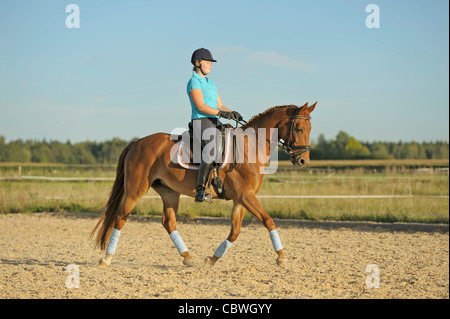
left=198, top=60, right=212, bottom=75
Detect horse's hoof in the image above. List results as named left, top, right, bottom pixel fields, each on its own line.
left=183, top=258, right=196, bottom=267
left=204, top=256, right=215, bottom=267
left=98, top=258, right=110, bottom=268
left=276, top=257, right=288, bottom=267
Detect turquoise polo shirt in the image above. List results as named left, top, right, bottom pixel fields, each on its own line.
left=187, top=72, right=219, bottom=119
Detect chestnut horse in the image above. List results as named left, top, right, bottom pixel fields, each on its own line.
left=91, top=102, right=316, bottom=267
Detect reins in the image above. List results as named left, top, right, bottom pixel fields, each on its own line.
left=233, top=108, right=311, bottom=159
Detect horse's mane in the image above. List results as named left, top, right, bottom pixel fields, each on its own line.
left=243, top=104, right=298, bottom=128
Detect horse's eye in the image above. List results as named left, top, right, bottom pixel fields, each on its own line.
left=295, top=127, right=304, bottom=133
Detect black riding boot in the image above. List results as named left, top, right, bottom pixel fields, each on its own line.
left=195, top=160, right=214, bottom=202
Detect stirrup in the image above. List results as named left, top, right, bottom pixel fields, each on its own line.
left=195, top=188, right=212, bottom=203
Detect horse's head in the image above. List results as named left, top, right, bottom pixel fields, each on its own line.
left=279, top=102, right=317, bottom=167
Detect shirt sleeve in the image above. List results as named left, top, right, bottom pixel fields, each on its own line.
left=187, top=77, right=202, bottom=94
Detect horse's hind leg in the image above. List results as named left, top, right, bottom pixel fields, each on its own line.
left=99, top=193, right=140, bottom=267
left=100, top=165, right=149, bottom=267
left=153, top=182, right=195, bottom=267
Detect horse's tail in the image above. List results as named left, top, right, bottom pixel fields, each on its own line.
left=91, top=141, right=135, bottom=250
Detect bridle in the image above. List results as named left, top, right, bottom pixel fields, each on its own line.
left=278, top=108, right=311, bottom=158
left=236, top=107, right=311, bottom=161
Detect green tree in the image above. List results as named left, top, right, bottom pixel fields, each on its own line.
left=335, top=131, right=350, bottom=159
left=5, top=140, right=31, bottom=162
left=51, top=140, right=77, bottom=164
left=371, top=143, right=392, bottom=159
left=313, top=133, right=329, bottom=159
left=435, top=142, right=449, bottom=159
left=0, top=136, right=5, bottom=161
left=73, top=144, right=96, bottom=164
left=344, top=137, right=372, bottom=159
left=30, top=141, right=53, bottom=163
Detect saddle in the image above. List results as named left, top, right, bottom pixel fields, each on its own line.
left=171, top=124, right=235, bottom=200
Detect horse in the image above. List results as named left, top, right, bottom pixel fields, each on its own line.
left=91, top=102, right=317, bottom=267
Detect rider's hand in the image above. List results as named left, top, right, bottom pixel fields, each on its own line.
left=218, top=110, right=242, bottom=121
left=231, top=111, right=243, bottom=122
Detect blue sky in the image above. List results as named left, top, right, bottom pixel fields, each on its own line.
left=0, top=0, right=448, bottom=143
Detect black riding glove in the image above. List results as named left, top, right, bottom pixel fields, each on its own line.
left=218, top=110, right=243, bottom=121
left=231, top=111, right=243, bottom=121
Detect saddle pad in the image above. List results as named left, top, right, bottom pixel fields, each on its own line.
left=175, top=129, right=234, bottom=170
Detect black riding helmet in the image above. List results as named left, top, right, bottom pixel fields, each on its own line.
left=191, top=48, right=217, bottom=65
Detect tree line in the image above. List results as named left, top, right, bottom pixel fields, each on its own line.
left=0, top=133, right=448, bottom=164
left=308, top=132, right=449, bottom=161
left=0, top=136, right=130, bottom=164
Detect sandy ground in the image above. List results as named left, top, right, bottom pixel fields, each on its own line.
left=0, top=213, right=448, bottom=299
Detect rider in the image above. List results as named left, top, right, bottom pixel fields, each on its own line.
left=187, top=48, right=242, bottom=202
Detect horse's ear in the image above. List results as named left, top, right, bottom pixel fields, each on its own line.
left=307, top=101, right=317, bottom=114
left=299, top=102, right=308, bottom=112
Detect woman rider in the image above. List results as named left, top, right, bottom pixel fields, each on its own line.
left=187, top=48, right=242, bottom=202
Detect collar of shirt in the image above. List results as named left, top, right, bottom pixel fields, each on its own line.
left=193, top=71, right=209, bottom=82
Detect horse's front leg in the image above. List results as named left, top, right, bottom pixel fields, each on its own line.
left=205, top=202, right=246, bottom=266
left=241, top=193, right=287, bottom=267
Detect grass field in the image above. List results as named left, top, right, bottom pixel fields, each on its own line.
left=0, top=160, right=448, bottom=224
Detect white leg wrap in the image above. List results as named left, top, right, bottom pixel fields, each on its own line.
left=106, top=228, right=121, bottom=255
left=269, top=230, right=283, bottom=252
left=214, top=239, right=233, bottom=258
left=170, top=230, right=188, bottom=254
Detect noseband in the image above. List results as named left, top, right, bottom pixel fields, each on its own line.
left=278, top=108, right=311, bottom=158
